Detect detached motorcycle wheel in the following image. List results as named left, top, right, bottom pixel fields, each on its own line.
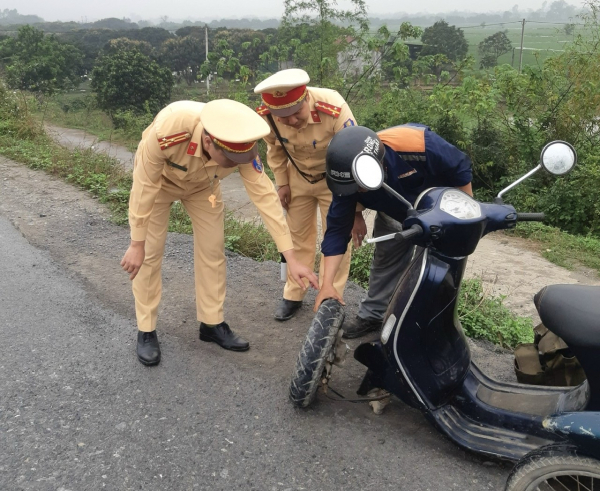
left=505, top=444, right=600, bottom=491
left=289, top=299, right=345, bottom=408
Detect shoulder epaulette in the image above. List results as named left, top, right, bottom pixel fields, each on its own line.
left=314, top=101, right=341, bottom=118
left=256, top=105, right=270, bottom=116
left=158, top=131, right=191, bottom=150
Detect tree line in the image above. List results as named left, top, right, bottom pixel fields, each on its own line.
left=0, top=0, right=598, bottom=238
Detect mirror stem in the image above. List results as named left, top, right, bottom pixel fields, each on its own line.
left=382, top=182, right=414, bottom=210
left=497, top=163, right=541, bottom=200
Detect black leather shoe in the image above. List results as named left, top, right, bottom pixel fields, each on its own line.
left=274, top=299, right=303, bottom=321
left=199, top=322, right=250, bottom=351
left=342, top=316, right=383, bottom=339
left=137, top=330, right=161, bottom=366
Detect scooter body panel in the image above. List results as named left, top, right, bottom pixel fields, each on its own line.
left=355, top=247, right=471, bottom=409
left=543, top=412, right=600, bottom=460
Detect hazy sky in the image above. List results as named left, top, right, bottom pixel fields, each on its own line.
left=5, top=0, right=586, bottom=23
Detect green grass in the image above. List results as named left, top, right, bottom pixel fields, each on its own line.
left=458, top=278, right=534, bottom=349
left=0, top=127, right=133, bottom=225
left=462, top=24, right=577, bottom=68
left=509, top=222, right=600, bottom=275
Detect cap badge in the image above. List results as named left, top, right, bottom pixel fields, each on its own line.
left=273, top=90, right=288, bottom=98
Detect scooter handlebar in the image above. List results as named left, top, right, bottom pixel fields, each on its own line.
left=516, top=213, right=545, bottom=222
left=365, top=225, right=424, bottom=245
left=398, top=224, right=424, bottom=240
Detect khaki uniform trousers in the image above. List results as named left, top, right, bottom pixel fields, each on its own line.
left=283, top=165, right=352, bottom=301
left=133, top=178, right=225, bottom=332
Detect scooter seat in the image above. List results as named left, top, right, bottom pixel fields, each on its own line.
left=534, top=284, right=600, bottom=348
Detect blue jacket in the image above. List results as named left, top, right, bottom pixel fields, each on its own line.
left=321, top=124, right=473, bottom=257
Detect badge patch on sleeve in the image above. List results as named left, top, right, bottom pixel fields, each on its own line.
left=343, top=118, right=355, bottom=128
left=252, top=156, right=264, bottom=173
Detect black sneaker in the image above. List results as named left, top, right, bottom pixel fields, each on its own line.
left=137, top=330, right=161, bottom=366
left=342, top=316, right=382, bottom=339
left=199, top=322, right=250, bottom=351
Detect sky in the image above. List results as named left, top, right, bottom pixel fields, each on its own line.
left=3, top=0, right=587, bottom=23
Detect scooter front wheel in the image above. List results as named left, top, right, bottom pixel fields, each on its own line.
left=289, top=299, right=345, bottom=408
left=505, top=444, right=600, bottom=491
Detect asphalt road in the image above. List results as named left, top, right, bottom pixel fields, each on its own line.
left=0, top=165, right=511, bottom=490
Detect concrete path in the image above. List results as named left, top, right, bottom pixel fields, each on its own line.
left=44, top=123, right=263, bottom=222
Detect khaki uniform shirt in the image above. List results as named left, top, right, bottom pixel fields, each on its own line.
left=129, top=100, right=293, bottom=251
left=263, top=87, right=356, bottom=187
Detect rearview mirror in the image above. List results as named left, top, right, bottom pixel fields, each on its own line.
left=352, top=153, right=384, bottom=191
left=496, top=140, right=577, bottom=201
left=540, top=141, right=577, bottom=175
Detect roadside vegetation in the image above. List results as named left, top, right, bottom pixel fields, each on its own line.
left=1, top=0, right=599, bottom=349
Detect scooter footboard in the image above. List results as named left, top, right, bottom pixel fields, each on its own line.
left=430, top=405, right=557, bottom=462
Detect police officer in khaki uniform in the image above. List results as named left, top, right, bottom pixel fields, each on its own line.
left=254, top=69, right=358, bottom=321
left=120, top=99, right=319, bottom=366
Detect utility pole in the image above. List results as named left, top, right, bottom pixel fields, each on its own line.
left=205, top=25, right=210, bottom=94
left=518, top=18, right=526, bottom=73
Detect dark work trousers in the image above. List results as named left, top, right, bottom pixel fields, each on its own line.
left=358, top=212, right=417, bottom=321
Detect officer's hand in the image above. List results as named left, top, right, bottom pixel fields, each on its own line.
left=286, top=259, right=319, bottom=291
left=120, top=241, right=145, bottom=280
left=351, top=211, right=367, bottom=248
left=277, top=185, right=291, bottom=211
left=314, top=284, right=344, bottom=312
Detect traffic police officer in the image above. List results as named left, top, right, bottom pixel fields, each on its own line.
left=254, top=69, right=358, bottom=321
left=120, top=99, right=319, bottom=366
left=314, top=124, right=473, bottom=337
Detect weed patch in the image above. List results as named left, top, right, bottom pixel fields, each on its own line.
left=458, top=278, right=533, bottom=349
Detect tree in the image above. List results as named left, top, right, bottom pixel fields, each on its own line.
left=160, top=35, right=205, bottom=85
left=279, top=0, right=369, bottom=86
left=420, top=20, right=468, bottom=61
left=478, top=30, right=512, bottom=68
left=0, top=8, right=43, bottom=25
left=0, top=25, right=83, bottom=95
left=103, top=37, right=153, bottom=57
left=91, top=47, right=173, bottom=119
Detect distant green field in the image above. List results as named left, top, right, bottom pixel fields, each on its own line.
left=463, top=23, right=577, bottom=67
left=398, top=21, right=581, bottom=68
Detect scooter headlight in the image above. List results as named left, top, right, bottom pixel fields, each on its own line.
left=439, top=189, right=481, bottom=220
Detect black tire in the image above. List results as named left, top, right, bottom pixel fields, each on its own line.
left=505, top=444, right=600, bottom=491
left=289, top=299, right=345, bottom=408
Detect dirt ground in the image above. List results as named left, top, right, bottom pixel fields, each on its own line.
left=9, top=125, right=599, bottom=386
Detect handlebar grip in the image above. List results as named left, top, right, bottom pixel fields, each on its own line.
left=398, top=224, right=424, bottom=240
left=517, top=213, right=545, bottom=222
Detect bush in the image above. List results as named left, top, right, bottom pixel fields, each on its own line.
left=91, top=47, right=173, bottom=122
left=349, top=242, right=374, bottom=289
left=458, top=278, right=533, bottom=349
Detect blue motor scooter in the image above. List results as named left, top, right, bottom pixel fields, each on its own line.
left=289, top=141, right=600, bottom=490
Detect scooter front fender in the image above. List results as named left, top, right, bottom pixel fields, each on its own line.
left=543, top=412, right=600, bottom=460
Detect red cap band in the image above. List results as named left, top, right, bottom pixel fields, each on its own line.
left=208, top=134, right=256, bottom=153
left=261, top=85, right=307, bottom=110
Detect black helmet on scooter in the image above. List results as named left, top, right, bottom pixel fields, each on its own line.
left=326, top=126, right=386, bottom=196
